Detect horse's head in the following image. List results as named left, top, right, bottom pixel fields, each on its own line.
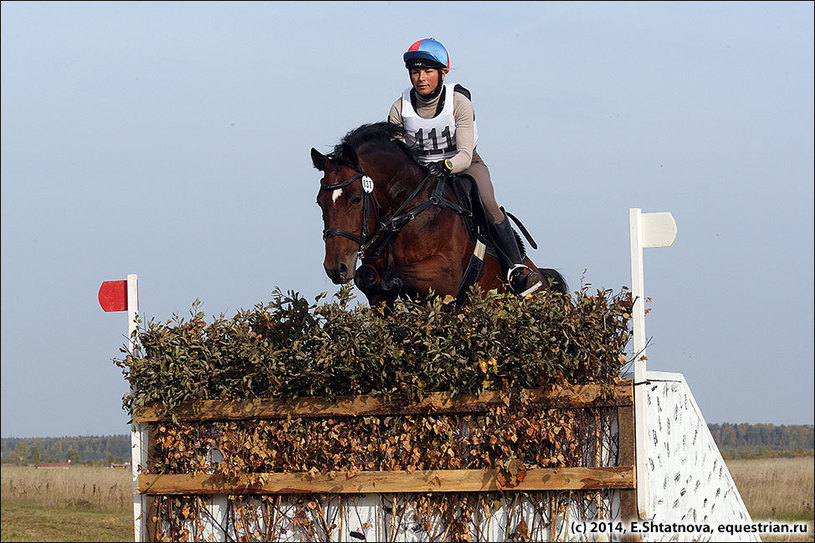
left=311, top=145, right=370, bottom=284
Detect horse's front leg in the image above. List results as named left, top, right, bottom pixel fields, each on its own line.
left=380, top=254, right=463, bottom=300
left=354, top=263, right=387, bottom=304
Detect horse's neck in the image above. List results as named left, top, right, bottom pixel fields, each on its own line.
left=379, top=161, right=429, bottom=211
left=360, top=151, right=425, bottom=210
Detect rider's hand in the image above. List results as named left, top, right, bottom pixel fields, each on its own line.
left=427, top=159, right=453, bottom=176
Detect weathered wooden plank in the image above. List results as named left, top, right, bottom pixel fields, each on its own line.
left=618, top=403, right=641, bottom=541
left=135, top=382, right=633, bottom=422
left=137, top=466, right=635, bottom=495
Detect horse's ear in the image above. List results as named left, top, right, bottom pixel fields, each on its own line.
left=341, top=143, right=359, bottom=169
left=311, top=148, right=329, bottom=171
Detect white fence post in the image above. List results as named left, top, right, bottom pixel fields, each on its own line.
left=629, top=209, right=677, bottom=520
left=125, top=274, right=147, bottom=542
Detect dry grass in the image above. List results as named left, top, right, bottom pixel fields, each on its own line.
left=1, top=465, right=133, bottom=542
left=726, top=456, right=814, bottom=520
left=0, top=464, right=131, bottom=513
left=1, top=502, right=133, bottom=542
left=726, top=456, right=814, bottom=542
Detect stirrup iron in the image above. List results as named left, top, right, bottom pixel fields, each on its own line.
left=507, top=264, right=543, bottom=297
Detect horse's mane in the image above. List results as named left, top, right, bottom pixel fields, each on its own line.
left=331, top=122, right=421, bottom=168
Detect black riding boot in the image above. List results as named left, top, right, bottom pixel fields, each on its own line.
left=489, top=215, right=543, bottom=296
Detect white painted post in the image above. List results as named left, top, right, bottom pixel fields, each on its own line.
left=628, top=209, right=676, bottom=520
left=126, top=274, right=139, bottom=356
left=126, top=274, right=147, bottom=542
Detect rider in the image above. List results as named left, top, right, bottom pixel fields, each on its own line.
left=388, top=37, right=544, bottom=297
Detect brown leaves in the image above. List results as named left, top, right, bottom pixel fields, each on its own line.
left=516, top=516, right=529, bottom=540
left=496, top=458, right=527, bottom=489
left=150, top=401, right=594, bottom=478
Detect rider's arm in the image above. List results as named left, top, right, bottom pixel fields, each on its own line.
left=448, top=93, right=475, bottom=174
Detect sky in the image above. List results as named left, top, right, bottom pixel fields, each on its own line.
left=1, top=1, right=812, bottom=438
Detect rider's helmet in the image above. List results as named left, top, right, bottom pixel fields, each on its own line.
left=403, top=38, right=449, bottom=71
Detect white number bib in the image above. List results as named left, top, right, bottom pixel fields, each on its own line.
left=401, top=84, right=461, bottom=162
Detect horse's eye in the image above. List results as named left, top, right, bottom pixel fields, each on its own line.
left=350, top=195, right=363, bottom=205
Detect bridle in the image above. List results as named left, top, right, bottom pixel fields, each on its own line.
left=320, top=162, right=382, bottom=253
left=320, top=160, right=469, bottom=260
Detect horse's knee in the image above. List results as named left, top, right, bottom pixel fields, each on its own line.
left=354, top=265, right=379, bottom=291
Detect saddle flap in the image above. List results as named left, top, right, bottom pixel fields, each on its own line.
left=449, top=175, right=490, bottom=238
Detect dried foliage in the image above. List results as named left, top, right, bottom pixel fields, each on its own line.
left=149, top=407, right=616, bottom=478
left=116, top=283, right=633, bottom=419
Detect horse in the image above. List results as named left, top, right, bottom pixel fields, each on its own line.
left=310, top=122, right=567, bottom=305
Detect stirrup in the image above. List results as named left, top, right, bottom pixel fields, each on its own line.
left=507, top=264, right=543, bottom=297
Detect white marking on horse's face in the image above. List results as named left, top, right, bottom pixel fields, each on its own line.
left=332, top=188, right=343, bottom=204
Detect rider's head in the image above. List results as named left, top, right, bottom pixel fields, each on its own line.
left=403, top=38, right=449, bottom=99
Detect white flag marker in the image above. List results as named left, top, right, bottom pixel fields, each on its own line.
left=629, top=209, right=677, bottom=519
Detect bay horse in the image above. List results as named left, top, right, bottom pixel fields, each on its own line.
left=310, top=122, right=567, bottom=305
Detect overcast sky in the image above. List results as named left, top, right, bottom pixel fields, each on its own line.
left=2, top=1, right=812, bottom=438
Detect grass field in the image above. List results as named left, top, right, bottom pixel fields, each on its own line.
left=727, top=456, right=814, bottom=522
left=2, top=458, right=813, bottom=542
left=1, top=465, right=132, bottom=542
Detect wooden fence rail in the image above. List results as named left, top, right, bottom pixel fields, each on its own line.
left=134, top=382, right=634, bottom=422
left=138, top=466, right=635, bottom=495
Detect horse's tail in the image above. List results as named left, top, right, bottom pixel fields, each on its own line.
left=538, top=267, right=569, bottom=294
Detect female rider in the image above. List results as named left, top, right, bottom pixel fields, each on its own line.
left=388, top=37, right=543, bottom=297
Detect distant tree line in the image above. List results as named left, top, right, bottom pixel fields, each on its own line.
left=708, top=423, right=814, bottom=458
left=1, top=424, right=812, bottom=465
left=1, top=435, right=130, bottom=466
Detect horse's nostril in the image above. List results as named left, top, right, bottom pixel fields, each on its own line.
left=338, top=263, right=348, bottom=280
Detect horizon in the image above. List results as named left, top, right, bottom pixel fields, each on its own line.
left=3, top=422, right=815, bottom=441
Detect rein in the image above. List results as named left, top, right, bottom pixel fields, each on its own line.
left=321, top=163, right=469, bottom=260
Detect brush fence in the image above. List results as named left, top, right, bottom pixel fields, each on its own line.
left=131, top=374, right=756, bottom=542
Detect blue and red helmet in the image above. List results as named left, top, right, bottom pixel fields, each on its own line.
left=403, top=38, right=449, bottom=71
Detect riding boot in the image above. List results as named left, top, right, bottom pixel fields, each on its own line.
left=489, top=215, right=544, bottom=296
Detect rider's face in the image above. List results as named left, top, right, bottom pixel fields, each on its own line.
left=410, top=68, right=443, bottom=96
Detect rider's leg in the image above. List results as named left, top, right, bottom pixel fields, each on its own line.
left=488, top=214, right=544, bottom=296
left=462, top=153, right=543, bottom=296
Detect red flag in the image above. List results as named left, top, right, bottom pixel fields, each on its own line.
left=98, top=280, right=128, bottom=312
